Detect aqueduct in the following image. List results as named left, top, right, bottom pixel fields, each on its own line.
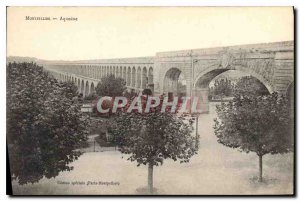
left=43, top=41, right=294, bottom=113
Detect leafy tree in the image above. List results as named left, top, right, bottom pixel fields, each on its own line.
left=7, top=62, right=89, bottom=184
left=84, top=93, right=98, bottom=101
left=142, top=88, right=153, bottom=96
left=124, top=90, right=138, bottom=99
left=234, top=76, right=269, bottom=97
left=214, top=93, right=293, bottom=182
left=95, top=74, right=126, bottom=97
left=210, top=78, right=234, bottom=99
left=112, top=95, right=198, bottom=194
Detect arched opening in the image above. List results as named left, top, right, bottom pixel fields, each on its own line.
left=119, top=66, right=123, bottom=78
left=163, top=68, right=186, bottom=99
left=195, top=69, right=270, bottom=93
left=127, top=68, right=131, bottom=86
left=85, top=81, right=90, bottom=96
left=148, top=67, right=154, bottom=93
left=142, top=67, right=148, bottom=89
left=95, top=66, right=98, bottom=78
left=122, top=67, right=126, bottom=81
left=90, top=82, right=95, bottom=95
left=116, top=67, right=119, bottom=78
left=94, top=66, right=97, bottom=79
left=81, top=80, right=85, bottom=96
left=132, top=67, right=136, bottom=87
left=194, top=69, right=271, bottom=113
left=137, top=67, right=141, bottom=89
left=77, top=79, right=80, bottom=92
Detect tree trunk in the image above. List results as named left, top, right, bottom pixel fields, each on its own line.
left=259, top=155, right=263, bottom=182
left=148, top=162, right=154, bottom=194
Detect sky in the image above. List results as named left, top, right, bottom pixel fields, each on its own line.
left=7, top=7, right=294, bottom=61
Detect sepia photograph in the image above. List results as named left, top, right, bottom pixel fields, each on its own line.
left=6, top=6, right=294, bottom=195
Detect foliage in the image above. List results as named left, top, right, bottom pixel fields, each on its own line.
left=111, top=95, right=198, bottom=193
left=209, top=78, right=235, bottom=99
left=234, top=76, right=269, bottom=97
left=95, top=74, right=126, bottom=97
left=84, top=93, right=98, bottom=101
left=7, top=62, right=89, bottom=185
left=142, top=88, right=153, bottom=96
left=124, top=90, right=138, bottom=99
left=214, top=92, right=293, bottom=180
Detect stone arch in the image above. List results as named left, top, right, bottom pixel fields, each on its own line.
left=119, top=66, right=123, bottom=78
left=81, top=80, right=85, bottom=96
left=95, top=66, right=98, bottom=78
left=87, top=66, right=90, bottom=77
left=137, top=67, right=141, bottom=89
left=163, top=68, right=186, bottom=97
left=116, top=66, right=119, bottom=77
left=193, top=65, right=274, bottom=113
left=132, top=67, right=136, bottom=87
left=142, top=67, right=148, bottom=89
left=77, top=78, right=80, bottom=88
left=193, top=65, right=274, bottom=93
left=123, top=67, right=126, bottom=82
left=95, top=66, right=98, bottom=79
left=148, top=67, right=154, bottom=93
left=90, top=82, right=95, bottom=95
left=127, top=67, right=131, bottom=86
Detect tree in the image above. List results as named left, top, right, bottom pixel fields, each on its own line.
left=142, top=88, right=153, bottom=96
left=209, top=78, right=234, bottom=99
left=95, top=74, right=126, bottom=97
left=234, top=76, right=269, bottom=97
left=111, top=96, right=198, bottom=194
left=214, top=93, right=293, bottom=182
left=7, top=62, right=89, bottom=184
